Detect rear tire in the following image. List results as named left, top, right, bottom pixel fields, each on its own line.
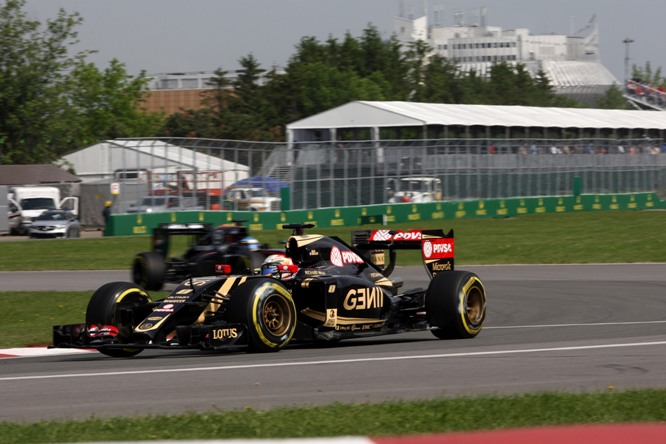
left=425, top=271, right=486, bottom=339
left=132, top=252, right=166, bottom=291
left=226, top=278, right=296, bottom=352
left=86, top=282, right=152, bottom=357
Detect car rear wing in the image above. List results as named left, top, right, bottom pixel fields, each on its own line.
left=152, top=223, right=213, bottom=257
left=352, top=229, right=454, bottom=279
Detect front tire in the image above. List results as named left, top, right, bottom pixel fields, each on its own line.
left=132, top=252, right=166, bottom=291
left=226, top=278, right=296, bottom=352
left=425, top=271, right=487, bottom=339
left=86, top=282, right=152, bottom=357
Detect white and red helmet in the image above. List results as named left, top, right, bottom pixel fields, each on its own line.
left=260, top=254, right=298, bottom=280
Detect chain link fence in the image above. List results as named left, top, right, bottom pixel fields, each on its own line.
left=85, top=137, right=665, bottom=225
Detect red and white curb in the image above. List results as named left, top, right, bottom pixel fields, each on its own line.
left=73, top=424, right=666, bottom=443
left=0, top=347, right=95, bottom=359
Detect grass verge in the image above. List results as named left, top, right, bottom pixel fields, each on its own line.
left=1, top=390, right=665, bottom=443
left=0, top=291, right=170, bottom=348
left=0, top=211, right=665, bottom=270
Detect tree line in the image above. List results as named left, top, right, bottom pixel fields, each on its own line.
left=1, top=0, right=632, bottom=165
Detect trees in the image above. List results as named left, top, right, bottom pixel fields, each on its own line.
left=2, top=0, right=632, bottom=153
left=0, top=0, right=162, bottom=164
left=0, top=0, right=86, bottom=163
left=163, top=26, right=599, bottom=141
left=69, top=60, right=164, bottom=145
left=631, top=61, right=663, bottom=86
left=596, top=84, right=631, bottom=109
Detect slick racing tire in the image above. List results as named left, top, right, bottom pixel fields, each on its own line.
left=226, top=278, right=297, bottom=352
left=86, top=282, right=152, bottom=357
left=425, top=271, right=487, bottom=339
left=132, top=252, right=166, bottom=291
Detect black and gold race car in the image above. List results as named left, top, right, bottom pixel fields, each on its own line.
left=51, top=224, right=487, bottom=357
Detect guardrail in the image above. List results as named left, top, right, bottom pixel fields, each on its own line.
left=103, top=192, right=664, bottom=236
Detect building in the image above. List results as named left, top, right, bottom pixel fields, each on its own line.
left=60, top=139, right=251, bottom=214
left=0, top=165, right=81, bottom=187
left=394, top=6, right=618, bottom=104
left=141, top=70, right=272, bottom=114
left=140, top=7, right=622, bottom=115
left=61, top=139, right=249, bottom=185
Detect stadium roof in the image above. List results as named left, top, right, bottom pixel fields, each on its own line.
left=287, top=102, right=666, bottom=142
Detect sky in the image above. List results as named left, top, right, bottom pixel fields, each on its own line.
left=22, top=0, right=666, bottom=83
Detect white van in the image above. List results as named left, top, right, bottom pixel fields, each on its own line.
left=8, top=186, right=79, bottom=235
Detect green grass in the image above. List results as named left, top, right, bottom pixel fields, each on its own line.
left=0, top=292, right=89, bottom=348
left=1, top=210, right=665, bottom=270
left=0, top=291, right=169, bottom=348
left=1, top=210, right=665, bottom=441
left=2, top=390, right=665, bottom=443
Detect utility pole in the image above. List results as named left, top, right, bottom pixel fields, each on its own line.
left=623, top=37, right=634, bottom=84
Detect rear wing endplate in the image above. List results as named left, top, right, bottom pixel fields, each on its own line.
left=352, top=229, right=454, bottom=279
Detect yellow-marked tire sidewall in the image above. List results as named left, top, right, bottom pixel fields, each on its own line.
left=250, top=282, right=296, bottom=349
left=458, top=276, right=486, bottom=335
left=227, top=278, right=296, bottom=352
left=425, top=271, right=487, bottom=339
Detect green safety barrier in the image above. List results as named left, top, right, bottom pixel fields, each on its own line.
left=104, top=192, right=665, bottom=237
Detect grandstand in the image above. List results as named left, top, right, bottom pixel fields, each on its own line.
left=624, top=80, right=666, bottom=111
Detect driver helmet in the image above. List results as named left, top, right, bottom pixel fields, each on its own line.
left=241, top=236, right=260, bottom=251
left=261, top=254, right=298, bottom=280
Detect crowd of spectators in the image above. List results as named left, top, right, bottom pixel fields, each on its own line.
left=488, top=143, right=665, bottom=156
left=625, top=79, right=666, bottom=108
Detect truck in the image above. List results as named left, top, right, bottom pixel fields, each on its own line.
left=223, top=187, right=282, bottom=211
left=0, top=185, right=9, bottom=235
left=387, top=177, right=443, bottom=203
left=8, top=186, right=79, bottom=235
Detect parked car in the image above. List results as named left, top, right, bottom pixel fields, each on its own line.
left=28, top=209, right=81, bottom=239
left=9, top=186, right=79, bottom=235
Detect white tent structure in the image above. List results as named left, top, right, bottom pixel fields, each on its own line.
left=286, top=101, right=666, bottom=145
left=61, top=139, right=249, bottom=188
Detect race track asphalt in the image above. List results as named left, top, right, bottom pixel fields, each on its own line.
left=0, top=263, right=665, bottom=422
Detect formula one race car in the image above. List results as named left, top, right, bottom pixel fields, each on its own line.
left=51, top=223, right=487, bottom=357
left=131, top=221, right=280, bottom=291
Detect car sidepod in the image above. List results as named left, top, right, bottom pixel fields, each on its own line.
left=292, top=274, right=393, bottom=338
left=425, top=271, right=487, bottom=339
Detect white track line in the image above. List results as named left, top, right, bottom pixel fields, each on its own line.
left=486, top=320, right=666, bottom=329
left=2, top=340, right=666, bottom=382
left=2, top=320, right=664, bottom=359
